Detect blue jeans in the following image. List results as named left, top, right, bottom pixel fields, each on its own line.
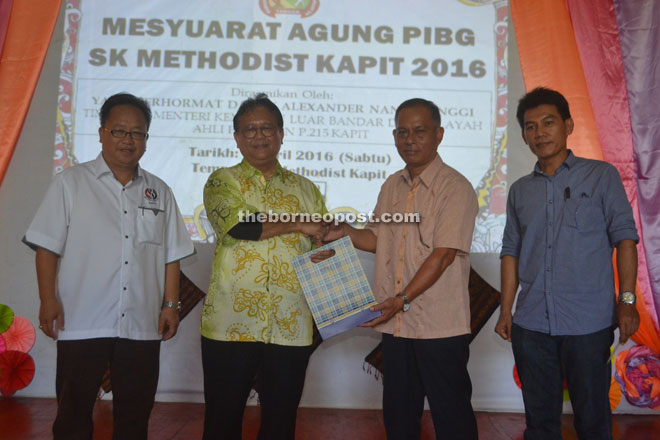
left=511, top=324, right=614, bottom=440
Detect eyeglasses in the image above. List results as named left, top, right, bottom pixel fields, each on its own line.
left=103, top=128, right=149, bottom=141
left=239, top=125, right=278, bottom=139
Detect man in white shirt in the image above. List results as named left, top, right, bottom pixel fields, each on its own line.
left=24, top=93, right=194, bottom=439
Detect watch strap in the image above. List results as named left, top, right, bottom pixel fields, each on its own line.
left=396, top=292, right=410, bottom=312
left=162, top=300, right=182, bottom=311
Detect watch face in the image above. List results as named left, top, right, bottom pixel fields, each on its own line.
left=622, top=292, right=636, bottom=304
left=402, top=303, right=410, bottom=312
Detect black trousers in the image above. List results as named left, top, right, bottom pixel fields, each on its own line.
left=512, top=324, right=614, bottom=440
left=53, top=338, right=160, bottom=440
left=201, top=337, right=313, bottom=440
left=382, top=333, right=478, bottom=440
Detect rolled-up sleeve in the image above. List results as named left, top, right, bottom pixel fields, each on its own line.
left=500, top=183, right=522, bottom=258
left=602, top=165, right=639, bottom=246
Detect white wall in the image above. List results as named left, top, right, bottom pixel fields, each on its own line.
left=1, top=5, right=654, bottom=415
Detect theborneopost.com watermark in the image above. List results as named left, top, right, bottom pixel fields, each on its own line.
left=238, top=210, right=420, bottom=225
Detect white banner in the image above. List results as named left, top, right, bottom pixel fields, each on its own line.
left=55, top=0, right=508, bottom=252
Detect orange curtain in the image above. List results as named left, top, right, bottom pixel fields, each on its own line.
left=511, top=0, right=660, bottom=353
left=510, top=0, right=602, bottom=161
left=0, top=0, right=61, bottom=186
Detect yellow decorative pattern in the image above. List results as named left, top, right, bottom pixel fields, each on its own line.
left=232, top=245, right=265, bottom=275
left=226, top=324, right=257, bottom=342
left=233, top=288, right=269, bottom=321
left=279, top=233, right=305, bottom=254
left=238, top=172, right=257, bottom=195
left=274, top=307, right=301, bottom=339
left=264, top=187, right=301, bottom=213
left=268, top=255, right=299, bottom=292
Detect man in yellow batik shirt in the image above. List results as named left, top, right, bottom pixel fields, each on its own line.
left=200, top=93, right=327, bottom=440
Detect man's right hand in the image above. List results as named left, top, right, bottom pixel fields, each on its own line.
left=297, top=221, right=328, bottom=246
left=322, top=222, right=346, bottom=242
left=494, top=312, right=513, bottom=342
left=39, top=297, right=64, bottom=340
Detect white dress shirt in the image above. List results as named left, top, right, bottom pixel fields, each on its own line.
left=25, top=153, right=194, bottom=340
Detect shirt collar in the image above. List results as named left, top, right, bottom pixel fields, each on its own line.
left=239, top=159, right=283, bottom=179
left=533, top=149, right=576, bottom=176
left=93, top=152, right=145, bottom=184
left=399, top=154, right=443, bottom=188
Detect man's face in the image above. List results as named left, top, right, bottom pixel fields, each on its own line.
left=522, top=104, right=574, bottom=162
left=393, top=106, right=444, bottom=174
left=233, top=106, right=283, bottom=173
left=98, top=105, right=148, bottom=172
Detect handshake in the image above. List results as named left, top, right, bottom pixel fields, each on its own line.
left=298, top=220, right=346, bottom=263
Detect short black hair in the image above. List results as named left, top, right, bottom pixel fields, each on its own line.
left=394, top=98, right=441, bottom=127
left=516, top=87, right=571, bottom=128
left=233, top=93, right=283, bottom=132
left=99, top=93, right=152, bottom=129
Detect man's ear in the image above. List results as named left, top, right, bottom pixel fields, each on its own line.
left=565, top=118, right=574, bottom=135
left=435, top=126, right=444, bottom=145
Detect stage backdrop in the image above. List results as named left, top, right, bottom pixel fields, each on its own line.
left=53, top=0, right=508, bottom=256
left=1, top=0, right=659, bottom=415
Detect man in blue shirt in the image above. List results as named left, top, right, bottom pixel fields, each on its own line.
left=495, top=87, right=640, bottom=440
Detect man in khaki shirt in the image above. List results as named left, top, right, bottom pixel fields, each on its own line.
left=323, top=98, right=478, bottom=439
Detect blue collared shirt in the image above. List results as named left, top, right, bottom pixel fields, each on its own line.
left=501, top=151, right=639, bottom=335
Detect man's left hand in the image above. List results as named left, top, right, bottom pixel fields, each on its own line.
left=617, top=302, right=640, bottom=344
left=159, top=307, right=180, bottom=341
left=310, top=249, right=335, bottom=264
left=360, top=296, right=403, bottom=327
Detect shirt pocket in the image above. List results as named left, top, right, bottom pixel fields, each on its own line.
left=575, top=199, right=606, bottom=232
left=561, top=199, right=606, bottom=232
left=136, top=207, right=165, bottom=245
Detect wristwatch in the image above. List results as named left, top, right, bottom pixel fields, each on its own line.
left=162, top=300, right=182, bottom=312
left=395, top=292, right=410, bottom=312
left=619, top=291, right=636, bottom=305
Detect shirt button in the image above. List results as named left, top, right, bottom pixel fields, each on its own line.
left=122, top=188, right=125, bottom=192
left=548, top=245, right=552, bottom=249
left=123, top=287, right=127, bottom=291
left=124, top=261, right=128, bottom=264
left=121, top=313, right=125, bottom=317
left=549, top=200, right=553, bottom=204
left=124, top=210, right=127, bottom=214
left=125, top=235, right=129, bottom=239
